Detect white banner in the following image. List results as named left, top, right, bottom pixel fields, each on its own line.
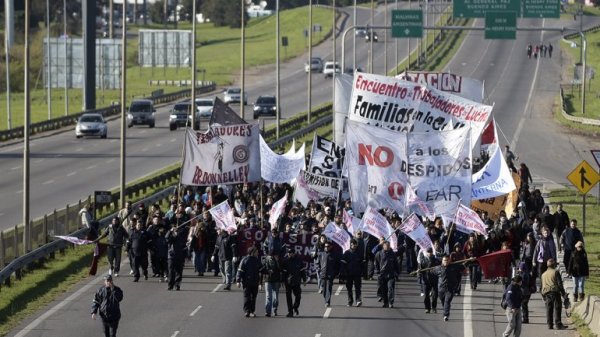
left=182, top=125, right=261, bottom=185
left=209, top=200, right=237, bottom=233
left=55, top=235, right=93, bottom=245
left=323, top=222, right=351, bottom=252
left=349, top=72, right=492, bottom=149
left=359, top=207, right=392, bottom=240
left=407, top=127, right=472, bottom=222
left=453, top=203, right=488, bottom=237
left=471, top=144, right=516, bottom=200
left=294, top=170, right=342, bottom=207
left=399, top=213, right=433, bottom=251
left=269, top=191, right=288, bottom=230
left=308, top=134, right=345, bottom=178
left=345, top=121, right=409, bottom=214
left=406, top=184, right=435, bottom=221
left=260, top=135, right=306, bottom=183
left=343, top=209, right=361, bottom=235
left=397, top=71, right=485, bottom=103
left=334, top=74, right=354, bottom=145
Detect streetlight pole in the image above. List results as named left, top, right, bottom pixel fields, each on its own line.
left=332, top=0, right=336, bottom=127
left=23, top=0, right=31, bottom=254
left=241, top=0, right=246, bottom=118
left=353, top=0, right=356, bottom=71
left=119, top=0, right=127, bottom=208
left=5, top=0, right=13, bottom=129
left=191, top=0, right=197, bottom=130
left=64, top=0, right=69, bottom=116
left=276, top=0, right=281, bottom=139
left=395, top=0, right=399, bottom=74
left=369, top=0, right=373, bottom=73
left=46, top=0, right=52, bottom=120
left=109, top=0, right=113, bottom=39
left=384, top=0, right=387, bottom=74
left=308, top=0, right=312, bottom=123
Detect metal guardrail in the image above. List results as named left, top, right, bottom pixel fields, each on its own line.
left=564, top=24, right=600, bottom=40
left=559, top=85, right=600, bottom=127
left=0, top=187, right=176, bottom=287
left=0, top=82, right=216, bottom=142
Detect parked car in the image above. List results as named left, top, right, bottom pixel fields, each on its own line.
left=223, top=87, right=248, bottom=105
left=365, top=31, right=378, bottom=42
left=304, top=57, right=324, bottom=73
left=195, top=98, right=214, bottom=118
left=323, top=61, right=341, bottom=78
left=127, top=99, right=155, bottom=128
left=75, top=113, right=107, bottom=139
left=169, top=102, right=192, bottom=131
left=253, top=95, right=277, bottom=119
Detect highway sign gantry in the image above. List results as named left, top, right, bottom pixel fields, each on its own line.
left=454, top=0, right=520, bottom=18
left=567, top=160, right=600, bottom=194
left=523, top=0, right=560, bottom=18
left=485, top=11, right=517, bottom=40
left=391, top=10, right=423, bottom=38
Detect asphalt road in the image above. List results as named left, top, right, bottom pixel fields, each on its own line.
left=0, top=3, right=432, bottom=231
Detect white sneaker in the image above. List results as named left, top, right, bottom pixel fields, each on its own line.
left=130, top=270, right=134, bottom=275
left=420, top=292, right=425, bottom=297
left=114, top=273, right=119, bottom=277
left=108, top=269, right=112, bottom=276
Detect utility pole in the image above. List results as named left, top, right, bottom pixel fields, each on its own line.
left=308, top=0, right=313, bottom=123
left=23, top=0, right=31, bottom=254
left=384, top=0, right=387, bottom=74
left=395, top=0, right=399, bottom=74
left=163, top=0, right=168, bottom=29
left=191, top=0, right=197, bottom=130
left=241, top=0, right=246, bottom=118
left=120, top=0, right=127, bottom=208
left=369, top=0, right=374, bottom=73
left=5, top=0, right=13, bottom=129
left=353, top=0, right=356, bottom=71
left=109, top=0, right=114, bottom=39
left=276, top=0, right=281, bottom=139
left=332, top=0, right=336, bottom=141
left=46, top=0, right=52, bottom=120
left=64, top=0, right=69, bottom=116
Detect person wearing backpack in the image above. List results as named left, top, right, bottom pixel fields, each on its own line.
left=91, top=275, right=124, bottom=337
left=501, top=275, right=523, bottom=337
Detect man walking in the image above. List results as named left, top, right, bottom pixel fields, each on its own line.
left=435, top=255, right=465, bottom=321
left=96, top=217, right=129, bottom=277
left=212, top=229, right=238, bottom=290
left=282, top=247, right=305, bottom=317
left=341, top=239, right=363, bottom=307
left=502, top=276, right=523, bottom=337
left=375, top=241, right=399, bottom=308
left=317, top=241, right=341, bottom=307
left=541, top=258, right=567, bottom=330
left=128, top=220, right=152, bottom=282
left=261, top=250, right=282, bottom=316
left=91, top=275, right=124, bottom=337
left=560, top=219, right=583, bottom=271
left=419, top=247, right=440, bottom=313
left=166, top=223, right=187, bottom=290
left=237, top=247, right=262, bottom=317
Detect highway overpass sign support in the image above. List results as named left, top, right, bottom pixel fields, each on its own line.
left=391, top=9, right=423, bottom=38
left=485, top=11, right=517, bottom=40
left=453, top=0, right=520, bottom=18
left=523, top=0, right=560, bottom=18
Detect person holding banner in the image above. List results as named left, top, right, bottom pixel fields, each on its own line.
left=341, top=239, right=363, bottom=307
left=419, top=247, right=440, bottom=314
left=375, top=241, right=399, bottom=308
left=317, top=242, right=341, bottom=307
left=434, top=255, right=465, bottom=321
left=463, top=233, right=484, bottom=290
left=166, top=223, right=188, bottom=291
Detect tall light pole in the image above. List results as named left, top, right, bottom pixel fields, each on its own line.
left=4, top=0, right=12, bottom=129
left=276, top=0, right=281, bottom=139
left=332, top=0, right=336, bottom=120
left=23, top=0, right=31, bottom=254
left=191, top=0, right=197, bottom=130
left=241, top=0, right=246, bottom=118
left=407, top=0, right=411, bottom=70
left=119, top=0, right=127, bottom=208
left=395, top=0, right=399, bottom=74
left=64, top=0, right=69, bottom=116
left=369, top=0, right=373, bottom=73
left=353, top=0, right=356, bottom=71
left=384, top=0, right=387, bottom=74
left=46, top=0, right=52, bottom=120
left=307, top=0, right=312, bottom=123
left=109, top=0, right=113, bottom=39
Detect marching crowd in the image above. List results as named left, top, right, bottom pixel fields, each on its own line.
left=87, top=168, right=589, bottom=337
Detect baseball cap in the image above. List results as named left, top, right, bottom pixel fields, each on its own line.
left=104, top=274, right=113, bottom=281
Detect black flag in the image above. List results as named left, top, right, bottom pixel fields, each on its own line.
left=210, top=97, right=247, bottom=126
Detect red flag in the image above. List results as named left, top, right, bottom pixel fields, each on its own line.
left=89, top=243, right=108, bottom=276
left=477, top=249, right=512, bottom=279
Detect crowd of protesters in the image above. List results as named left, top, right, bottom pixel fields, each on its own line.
left=87, top=161, right=588, bottom=332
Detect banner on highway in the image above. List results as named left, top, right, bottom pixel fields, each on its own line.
left=209, top=200, right=237, bottom=233
left=308, top=134, right=345, bottom=178
left=182, top=125, right=261, bottom=185
left=397, top=71, right=485, bottom=103
left=453, top=203, right=488, bottom=237
left=471, top=172, right=519, bottom=220
left=399, top=213, right=433, bottom=251
left=343, top=209, right=361, bottom=235
left=479, top=118, right=498, bottom=157
left=334, top=74, right=354, bottom=145
left=471, top=143, right=516, bottom=200
left=349, top=72, right=493, bottom=149
left=294, top=170, right=342, bottom=207
left=323, top=222, right=351, bottom=252
left=359, top=207, right=398, bottom=251
left=260, top=136, right=305, bottom=183
left=269, top=191, right=288, bottom=230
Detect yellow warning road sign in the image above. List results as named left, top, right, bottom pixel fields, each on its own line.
left=567, top=160, right=600, bottom=194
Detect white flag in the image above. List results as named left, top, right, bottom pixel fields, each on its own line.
left=293, top=170, right=342, bottom=207
left=269, top=191, right=288, bottom=230
left=209, top=200, right=237, bottom=233
left=260, top=135, right=306, bottom=183
left=323, top=222, right=351, bottom=252
left=55, top=235, right=93, bottom=245
left=342, top=208, right=361, bottom=235
left=471, top=144, right=516, bottom=200
left=406, top=184, right=435, bottom=221
left=399, top=213, right=433, bottom=251
left=453, top=203, right=488, bottom=237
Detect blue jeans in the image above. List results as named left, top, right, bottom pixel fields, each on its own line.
left=573, top=276, right=585, bottom=294
left=265, top=282, right=280, bottom=314
left=220, top=260, right=233, bottom=286
left=193, top=249, right=206, bottom=274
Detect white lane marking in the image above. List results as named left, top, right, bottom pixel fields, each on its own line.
left=463, top=277, right=473, bottom=337
left=110, top=139, right=118, bottom=143
left=170, top=331, right=180, bottom=337
left=75, top=147, right=83, bottom=152
left=34, top=159, right=44, bottom=163
left=16, top=190, right=22, bottom=194
left=323, top=307, right=332, bottom=319
left=335, top=285, right=343, bottom=296
left=11, top=166, right=20, bottom=170
left=12, top=273, right=106, bottom=337
left=86, top=165, right=97, bottom=170
left=189, top=305, right=203, bottom=316
left=54, top=154, right=63, bottom=158
left=156, top=143, right=163, bottom=147
left=141, top=147, right=149, bottom=152
left=211, top=284, right=223, bottom=293
left=0, top=213, right=4, bottom=217
left=42, top=180, right=55, bottom=185
left=106, top=159, right=116, bottom=164
left=315, top=334, right=322, bottom=337
left=170, top=138, right=176, bottom=142
left=511, top=19, right=545, bottom=150
left=67, top=171, right=77, bottom=177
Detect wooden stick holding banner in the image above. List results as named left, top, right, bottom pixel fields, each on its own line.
left=260, top=179, right=265, bottom=229
left=408, top=257, right=475, bottom=276
left=177, top=117, right=191, bottom=203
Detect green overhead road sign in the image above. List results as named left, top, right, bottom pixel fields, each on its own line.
left=391, top=10, right=423, bottom=38
left=485, top=11, right=517, bottom=39
left=454, top=0, right=520, bottom=18
left=523, top=0, right=560, bottom=18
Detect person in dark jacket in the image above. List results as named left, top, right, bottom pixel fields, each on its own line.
left=419, top=247, right=440, bottom=313
left=91, top=275, right=124, bottom=337
left=282, top=247, right=305, bottom=317
left=317, top=241, right=341, bottom=307
left=341, top=238, right=363, bottom=307
left=568, top=241, right=589, bottom=302
left=212, top=229, right=238, bottom=290
left=260, top=251, right=283, bottom=316
left=96, top=217, right=129, bottom=277
left=237, top=246, right=262, bottom=317
left=541, top=258, right=567, bottom=330
left=553, top=203, right=569, bottom=241
left=560, top=219, right=584, bottom=272
left=533, top=226, right=556, bottom=280
left=166, top=223, right=188, bottom=290
left=375, top=240, right=399, bottom=308
left=502, top=275, right=523, bottom=337
left=154, top=227, right=169, bottom=282
left=434, top=255, right=465, bottom=321
left=127, top=220, right=152, bottom=282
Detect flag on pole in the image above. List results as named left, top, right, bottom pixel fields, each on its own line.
left=323, top=222, right=351, bottom=252
left=269, top=191, right=288, bottom=230
left=342, top=209, right=361, bottom=235
left=406, top=185, right=435, bottom=221
left=399, top=213, right=433, bottom=251
left=55, top=235, right=94, bottom=245
left=209, top=200, right=237, bottom=233
left=477, top=249, right=512, bottom=279
left=453, top=203, right=488, bottom=237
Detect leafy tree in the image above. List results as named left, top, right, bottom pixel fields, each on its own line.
left=149, top=0, right=167, bottom=24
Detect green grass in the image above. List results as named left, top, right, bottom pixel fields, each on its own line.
left=560, top=3, right=600, bottom=20
left=0, top=6, right=334, bottom=131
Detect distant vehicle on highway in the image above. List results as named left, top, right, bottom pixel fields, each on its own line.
left=365, top=31, right=378, bottom=42
left=127, top=99, right=156, bottom=128
left=195, top=98, right=214, bottom=118
left=223, top=87, right=248, bottom=105
left=323, top=61, right=341, bottom=78
left=169, top=102, right=192, bottom=131
left=344, top=67, right=363, bottom=75
left=355, top=28, right=367, bottom=37
left=253, top=95, right=277, bottom=119
left=75, top=113, right=107, bottom=139
left=305, top=57, right=324, bottom=73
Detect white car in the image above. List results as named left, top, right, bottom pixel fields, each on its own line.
left=304, top=57, right=324, bottom=73
left=75, top=113, right=107, bottom=139
left=323, top=61, right=341, bottom=78
left=195, top=98, right=214, bottom=118
left=223, top=87, right=248, bottom=105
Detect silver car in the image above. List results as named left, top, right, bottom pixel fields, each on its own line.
left=223, top=87, right=248, bottom=105
left=75, top=113, right=107, bottom=139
